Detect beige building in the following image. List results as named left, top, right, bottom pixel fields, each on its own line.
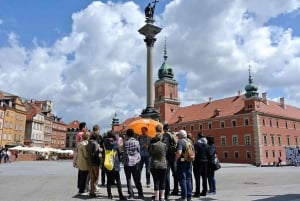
left=0, top=92, right=27, bottom=147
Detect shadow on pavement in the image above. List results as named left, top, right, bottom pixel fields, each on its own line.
left=250, top=194, right=300, bottom=201
left=72, top=193, right=155, bottom=201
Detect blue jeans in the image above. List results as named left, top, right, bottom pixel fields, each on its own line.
left=207, top=172, right=216, bottom=192
left=177, top=161, right=193, bottom=199
left=139, top=155, right=151, bottom=184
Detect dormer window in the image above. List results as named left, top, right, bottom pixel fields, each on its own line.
left=214, top=108, right=221, bottom=116
left=177, top=115, right=184, bottom=122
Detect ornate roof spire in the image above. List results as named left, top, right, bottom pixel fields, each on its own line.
left=163, top=38, right=168, bottom=62
left=245, top=65, right=259, bottom=98
left=112, top=112, right=119, bottom=125
left=248, top=65, right=253, bottom=84
left=158, top=38, right=174, bottom=80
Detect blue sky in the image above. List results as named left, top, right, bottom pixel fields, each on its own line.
left=0, top=0, right=169, bottom=47
left=0, top=0, right=95, bottom=47
left=1, top=0, right=300, bottom=130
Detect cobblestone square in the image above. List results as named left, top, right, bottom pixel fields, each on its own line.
left=0, top=161, right=299, bottom=201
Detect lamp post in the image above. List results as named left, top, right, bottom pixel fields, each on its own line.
left=138, top=1, right=162, bottom=120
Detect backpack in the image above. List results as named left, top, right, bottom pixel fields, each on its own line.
left=87, top=140, right=101, bottom=165
left=166, top=132, right=178, bottom=154
left=183, top=139, right=195, bottom=162
left=104, top=149, right=116, bottom=171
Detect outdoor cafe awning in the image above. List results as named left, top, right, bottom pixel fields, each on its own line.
left=8, top=146, right=73, bottom=154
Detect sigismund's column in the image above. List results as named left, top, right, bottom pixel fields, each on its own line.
left=138, top=2, right=162, bottom=120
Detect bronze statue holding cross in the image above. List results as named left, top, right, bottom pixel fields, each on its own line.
left=144, top=0, right=159, bottom=19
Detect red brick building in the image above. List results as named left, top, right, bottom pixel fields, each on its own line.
left=114, top=46, right=300, bottom=165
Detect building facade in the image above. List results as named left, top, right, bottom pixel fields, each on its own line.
left=51, top=117, right=67, bottom=149
left=0, top=107, right=4, bottom=147
left=43, top=116, right=53, bottom=147
left=0, top=92, right=68, bottom=150
left=65, top=120, right=80, bottom=150
left=115, top=46, right=300, bottom=165
left=25, top=112, right=45, bottom=147
left=156, top=61, right=300, bottom=165
left=0, top=93, right=27, bottom=147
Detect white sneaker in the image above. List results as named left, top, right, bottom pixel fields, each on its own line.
left=96, top=186, right=100, bottom=191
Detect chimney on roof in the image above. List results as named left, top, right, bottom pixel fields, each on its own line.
left=280, top=97, right=286, bottom=109
left=262, top=92, right=268, bottom=105
left=209, top=97, right=213, bottom=103
left=237, top=90, right=242, bottom=96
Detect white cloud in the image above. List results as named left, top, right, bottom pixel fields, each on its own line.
left=1, top=0, right=300, bottom=131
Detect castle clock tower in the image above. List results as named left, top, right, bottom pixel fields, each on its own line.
left=154, top=41, right=180, bottom=123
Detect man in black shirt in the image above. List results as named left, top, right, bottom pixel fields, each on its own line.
left=193, top=132, right=210, bottom=197
left=162, top=124, right=179, bottom=199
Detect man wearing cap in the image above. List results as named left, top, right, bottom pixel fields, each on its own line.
left=175, top=130, right=193, bottom=201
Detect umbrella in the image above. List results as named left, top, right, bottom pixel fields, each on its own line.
left=128, top=118, right=163, bottom=138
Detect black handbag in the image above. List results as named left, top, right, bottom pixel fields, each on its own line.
left=213, top=154, right=221, bottom=171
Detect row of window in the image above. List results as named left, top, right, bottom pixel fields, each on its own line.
left=263, top=134, right=299, bottom=147
left=52, top=124, right=67, bottom=131
left=0, top=133, right=21, bottom=141
left=220, top=135, right=251, bottom=146
left=5, top=111, right=25, bottom=120
left=32, top=133, right=43, bottom=140
left=176, top=118, right=250, bottom=131
left=33, top=114, right=44, bottom=122
left=0, top=111, right=25, bottom=121
left=262, top=118, right=297, bottom=129
left=1, top=121, right=24, bottom=130
left=51, top=140, right=65, bottom=145
left=33, top=122, right=43, bottom=131
left=175, top=117, right=299, bottom=132
left=265, top=150, right=282, bottom=159
left=222, top=151, right=252, bottom=159
left=221, top=149, right=282, bottom=160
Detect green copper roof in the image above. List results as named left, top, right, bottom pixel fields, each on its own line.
left=112, top=112, right=119, bottom=124
left=245, top=66, right=259, bottom=98
left=158, top=39, right=174, bottom=80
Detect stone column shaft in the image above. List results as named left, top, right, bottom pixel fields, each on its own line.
left=138, top=20, right=162, bottom=120
left=147, top=45, right=153, bottom=107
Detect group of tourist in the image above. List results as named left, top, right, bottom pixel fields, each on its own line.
left=73, top=121, right=218, bottom=201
